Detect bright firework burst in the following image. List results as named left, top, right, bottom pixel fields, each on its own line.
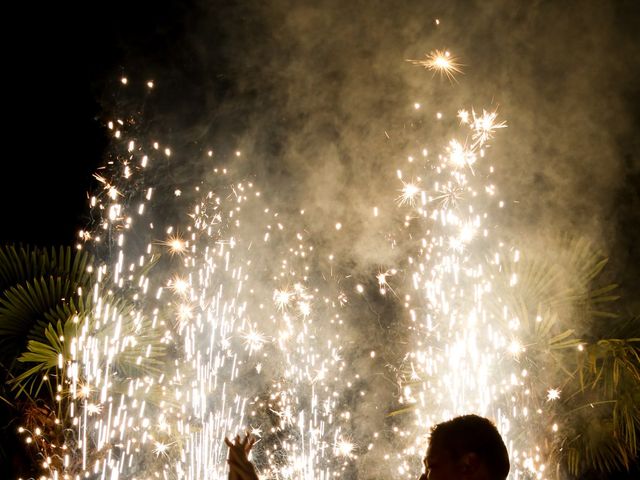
left=397, top=180, right=422, bottom=206
left=407, top=49, right=463, bottom=81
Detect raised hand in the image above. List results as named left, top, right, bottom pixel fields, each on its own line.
left=225, top=433, right=259, bottom=480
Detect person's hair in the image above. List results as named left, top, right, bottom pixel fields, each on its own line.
left=429, top=414, right=510, bottom=480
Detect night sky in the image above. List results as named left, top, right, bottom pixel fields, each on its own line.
left=2, top=1, right=196, bottom=246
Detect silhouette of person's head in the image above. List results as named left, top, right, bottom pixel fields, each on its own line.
left=419, top=414, right=510, bottom=480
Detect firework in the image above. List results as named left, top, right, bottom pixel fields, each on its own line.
left=407, top=49, right=463, bottom=81
left=20, top=19, right=569, bottom=480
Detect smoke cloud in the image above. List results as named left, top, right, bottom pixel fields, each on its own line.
left=93, top=0, right=640, bottom=476
left=104, top=0, right=640, bottom=268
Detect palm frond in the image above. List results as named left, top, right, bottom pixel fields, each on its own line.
left=562, top=417, right=636, bottom=476
left=495, top=236, right=619, bottom=328
left=0, top=246, right=92, bottom=291
left=386, top=405, right=417, bottom=417
left=0, top=277, right=72, bottom=342
left=0, top=246, right=94, bottom=363
left=490, top=237, right=640, bottom=477
left=9, top=319, right=66, bottom=398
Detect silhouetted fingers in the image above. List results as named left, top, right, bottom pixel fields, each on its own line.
left=244, top=434, right=256, bottom=453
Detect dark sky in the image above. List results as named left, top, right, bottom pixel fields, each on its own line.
left=2, top=1, right=202, bottom=246
left=2, top=0, right=640, bottom=299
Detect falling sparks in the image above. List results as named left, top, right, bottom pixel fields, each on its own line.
left=387, top=88, right=556, bottom=479
left=61, top=143, right=368, bottom=480
left=93, top=173, right=122, bottom=199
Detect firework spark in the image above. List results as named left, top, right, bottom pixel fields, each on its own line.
left=546, top=388, right=561, bottom=401
left=407, top=49, right=463, bottom=81
left=397, top=180, right=422, bottom=206
left=470, top=109, right=507, bottom=148
left=159, top=233, right=188, bottom=255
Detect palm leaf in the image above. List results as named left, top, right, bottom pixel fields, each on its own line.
left=0, top=246, right=94, bottom=354
left=9, top=319, right=66, bottom=398
left=562, top=416, right=636, bottom=476
left=490, top=237, right=640, bottom=477
left=0, top=246, right=92, bottom=291
left=494, top=236, right=619, bottom=328
left=559, top=333, right=640, bottom=476
left=0, top=277, right=72, bottom=343
left=387, top=405, right=416, bottom=417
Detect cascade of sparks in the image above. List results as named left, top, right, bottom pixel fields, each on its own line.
left=387, top=108, right=551, bottom=479
left=18, top=42, right=567, bottom=480
left=23, top=122, right=363, bottom=479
